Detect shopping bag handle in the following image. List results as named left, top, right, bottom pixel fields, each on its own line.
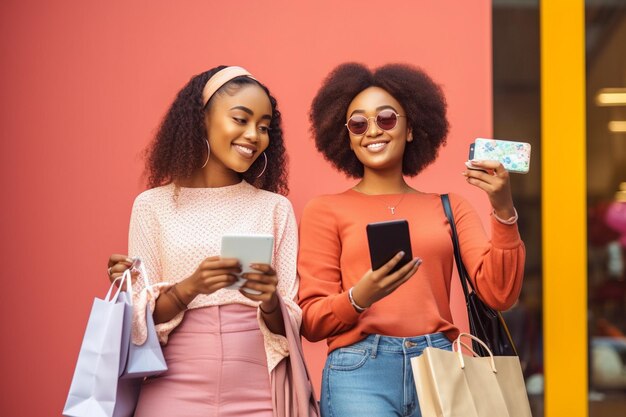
left=458, top=341, right=480, bottom=357
left=105, top=268, right=133, bottom=303
left=453, top=333, right=497, bottom=373
left=111, top=257, right=153, bottom=298
left=130, top=257, right=153, bottom=290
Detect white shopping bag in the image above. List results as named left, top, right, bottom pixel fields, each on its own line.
left=121, top=258, right=167, bottom=379
left=63, top=271, right=133, bottom=417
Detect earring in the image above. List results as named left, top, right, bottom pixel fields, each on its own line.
left=255, top=152, right=268, bottom=178
left=201, top=139, right=210, bottom=168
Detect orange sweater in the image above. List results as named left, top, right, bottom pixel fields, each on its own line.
left=297, top=190, right=525, bottom=353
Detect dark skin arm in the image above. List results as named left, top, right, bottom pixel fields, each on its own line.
left=351, top=251, right=422, bottom=309
left=156, top=256, right=240, bottom=324
left=462, top=160, right=516, bottom=218
left=107, top=255, right=285, bottom=334
left=239, top=263, right=285, bottom=336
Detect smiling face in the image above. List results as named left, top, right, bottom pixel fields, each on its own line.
left=346, top=86, right=412, bottom=174
left=204, top=83, right=272, bottom=176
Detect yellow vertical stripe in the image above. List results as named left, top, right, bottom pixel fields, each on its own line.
left=541, top=1, right=587, bottom=417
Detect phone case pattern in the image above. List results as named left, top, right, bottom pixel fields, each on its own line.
left=474, top=139, right=531, bottom=173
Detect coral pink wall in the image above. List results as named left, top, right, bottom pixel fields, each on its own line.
left=0, top=1, right=491, bottom=415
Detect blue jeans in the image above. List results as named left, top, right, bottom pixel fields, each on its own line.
left=320, top=333, right=452, bottom=417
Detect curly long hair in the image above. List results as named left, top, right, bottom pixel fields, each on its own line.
left=146, top=66, right=288, bottom=195
left=310, top=63, right=449, bottom=178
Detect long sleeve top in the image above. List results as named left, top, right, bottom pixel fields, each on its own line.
left=128, top=181, right=301, bottom=371
left=297, top=190, right=525, bottom=353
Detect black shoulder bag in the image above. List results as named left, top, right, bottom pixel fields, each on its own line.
left=440, top=194, right=518, bottom=356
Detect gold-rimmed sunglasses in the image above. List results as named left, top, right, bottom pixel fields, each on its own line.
left=345, top=109, right=406, bottom=136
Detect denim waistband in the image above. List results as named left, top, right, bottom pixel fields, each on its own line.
left=346, top=333, right=451, bottom=356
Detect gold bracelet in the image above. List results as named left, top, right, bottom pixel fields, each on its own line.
left=171, top=284, right=188, bottom=307
left=167, top=285, right=188, bottom=311
left=259, top=301, right=279, bottom=315
left=164, top=291, right=183, bottom=311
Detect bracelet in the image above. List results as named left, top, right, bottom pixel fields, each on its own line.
left=348, top=287, right=367, bottom=313
left=167, top=284, right=188, bottom=311
left=493, top=207, right=518, bottom=225
left=165, top=291, right=185, bottom=311
left=259, top=301, right=279, bottom=315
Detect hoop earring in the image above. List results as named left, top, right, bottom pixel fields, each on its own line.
left=255, top=152, right=268, bottom=178
left=201, top=139, right=210, bottom=168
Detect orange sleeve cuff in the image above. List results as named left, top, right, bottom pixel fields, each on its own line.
left=490, top=216, right=523, bottom=249
left=331, top=291, right=361, bottom=325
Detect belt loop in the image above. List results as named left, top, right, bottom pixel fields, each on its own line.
left=370, top=334, right=381, bottom=358
left=425, top=333, right=433, bottom=348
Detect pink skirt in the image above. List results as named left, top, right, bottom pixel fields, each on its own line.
left=133, top=304, right=273, bottom=417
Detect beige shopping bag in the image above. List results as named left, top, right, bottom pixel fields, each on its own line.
left=411, top=333, right=532, bottom=417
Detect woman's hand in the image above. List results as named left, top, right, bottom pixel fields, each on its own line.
left=350, top=252, right=422, bottom=309
left=107, top=254, right=136, bottom=288
left=240, top=263, right=285, bottom=335
left=463, top=160, right=516, bottom=219
left=239, top=263, right=279, bottom=312
left=177, top=256, right=241, bottom=303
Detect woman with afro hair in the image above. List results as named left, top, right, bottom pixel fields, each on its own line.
left=105, top=66, right=306, bottom=417
left=297, top=63, right=525, bottom=416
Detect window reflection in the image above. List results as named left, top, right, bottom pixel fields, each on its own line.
left=495, top=1, right=626, bottom=415
left=493, top=0, right=543, bottom=414
left=586, top=0, right=626, bottom=415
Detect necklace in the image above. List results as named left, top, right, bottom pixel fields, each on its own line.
left=386, top=193, right=407, bottom=214
left=353, top=185, right=410, bottom=215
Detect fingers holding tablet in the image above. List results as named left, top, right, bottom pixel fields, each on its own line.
left=220, top=234, right=275, bottom=295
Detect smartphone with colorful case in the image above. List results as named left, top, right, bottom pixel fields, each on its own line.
left=468, top=138, right=531, bottom=174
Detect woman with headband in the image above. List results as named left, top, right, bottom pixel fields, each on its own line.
left=106, top=66, right=302, bottom=416
left=297, top=63, right=525, bottom=416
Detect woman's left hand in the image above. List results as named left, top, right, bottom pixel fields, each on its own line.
left=240, top=263, right=279, bottom=312
left=463, top=160, right=516, bottom=219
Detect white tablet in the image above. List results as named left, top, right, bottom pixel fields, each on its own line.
left=220, top=234, right=274, bottom=294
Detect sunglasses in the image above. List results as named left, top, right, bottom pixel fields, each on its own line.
left=345, top=109, right=406, bottom=136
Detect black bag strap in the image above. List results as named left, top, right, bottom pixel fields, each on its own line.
left=440, top=194, right=475, bottom=299
left=441, top=194, right=518, bottom=356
